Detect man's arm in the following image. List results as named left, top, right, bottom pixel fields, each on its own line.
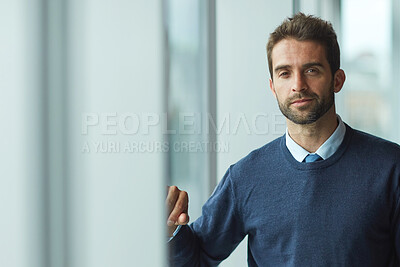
left=393, top=174, right=400, bottom=262
left=166, top=167, right=246, bottom=266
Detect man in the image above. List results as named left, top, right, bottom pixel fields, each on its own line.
left=166, top=13, right=400, bottom=266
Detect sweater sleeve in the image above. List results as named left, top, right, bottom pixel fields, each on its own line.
left=393, top=173, right=400, bottom=262
left=168, top=167, right=246, bottom=266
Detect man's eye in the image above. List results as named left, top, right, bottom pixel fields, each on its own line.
left=279, top=72, right=289, bottom=77
left=306, top=69, right=318, bottom=74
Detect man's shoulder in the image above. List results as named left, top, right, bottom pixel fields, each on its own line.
left=229, top=135, right=285, bottom=177
left=351, top=127, right=399, bottom=149
left=349, top=126, right=400, bottom=160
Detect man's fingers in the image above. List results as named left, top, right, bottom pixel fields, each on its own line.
left=165, top=186, right=180, bottom=215
left=167, top=190, right=189, bottom=226
left=177, top=213, right=189, bottom=225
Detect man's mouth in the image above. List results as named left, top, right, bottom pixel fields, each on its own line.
left=291, top=98, right=313, bottom=106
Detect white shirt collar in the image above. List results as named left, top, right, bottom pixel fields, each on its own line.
left=285, top=115, right=346, bottom=162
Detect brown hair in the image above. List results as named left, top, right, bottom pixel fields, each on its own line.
left=267, top=13, right=340, bottom=79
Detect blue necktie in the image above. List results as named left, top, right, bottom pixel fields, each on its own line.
left=304, top=154, right=322, bottom=163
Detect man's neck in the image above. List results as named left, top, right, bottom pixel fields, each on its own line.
left=287, top=107, right=339, bottom=153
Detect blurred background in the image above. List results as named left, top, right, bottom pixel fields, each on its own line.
left=1, top=0, right=399, bottom=266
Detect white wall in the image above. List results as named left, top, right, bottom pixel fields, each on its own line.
left=216, top=0, right=292, bottom=265
left=0, top=1, right=42, bottom=267
left=68, top=0, right=166, bottom=267
left=1, top=0, right=166, bottom=267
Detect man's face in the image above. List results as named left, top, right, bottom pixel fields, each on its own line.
left=269, top=38, right=339, bottom=125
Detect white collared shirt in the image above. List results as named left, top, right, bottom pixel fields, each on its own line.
left=285, top=115, right=346, bottom=162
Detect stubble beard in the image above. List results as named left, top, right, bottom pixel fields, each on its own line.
left=277, top=84, right=335, bottom=125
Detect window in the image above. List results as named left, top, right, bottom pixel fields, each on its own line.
left=339, top=0, right=400, bottom=143
left=166, top=0, right=216, bottom=220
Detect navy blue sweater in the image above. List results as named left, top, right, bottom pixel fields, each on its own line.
left=169, top=125, right=400, bottom=266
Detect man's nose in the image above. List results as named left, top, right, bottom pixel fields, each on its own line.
left=291, top=73, right=307, bottom=92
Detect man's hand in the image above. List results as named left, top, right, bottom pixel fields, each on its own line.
left=166, top=186, right=189, bottom=237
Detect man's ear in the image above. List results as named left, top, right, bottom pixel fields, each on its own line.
left=269, top=78, right=277, bottom=98
left=333, top=69, right=346, bottom=93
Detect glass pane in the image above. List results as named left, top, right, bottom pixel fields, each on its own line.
left=166, top=0, right=208, bottom=220
left=340, top=0, right=399, bottom=142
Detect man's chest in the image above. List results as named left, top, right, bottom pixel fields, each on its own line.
left=239, top=170, right=393, bottom=264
